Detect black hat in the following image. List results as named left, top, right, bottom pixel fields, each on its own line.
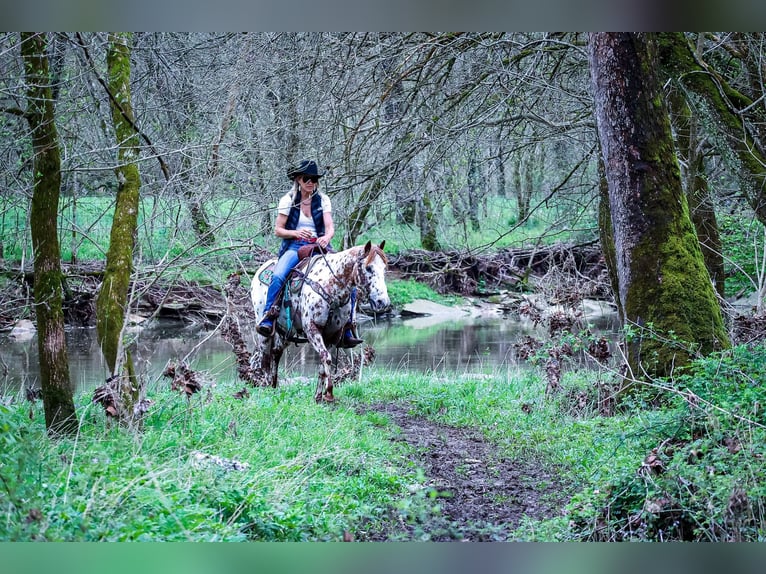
left=286, top=159, right=324, bottom=180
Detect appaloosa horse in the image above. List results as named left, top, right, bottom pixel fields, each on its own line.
left=251, top=241, right=390, bottom=402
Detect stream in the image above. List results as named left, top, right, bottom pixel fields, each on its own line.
left=0, top=300, right=618, bottom=397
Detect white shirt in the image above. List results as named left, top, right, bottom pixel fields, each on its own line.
left=277, top=191, right=332, bottom=237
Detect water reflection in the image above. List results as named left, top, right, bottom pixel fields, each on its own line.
left=0, top=309, right=618, bottom=396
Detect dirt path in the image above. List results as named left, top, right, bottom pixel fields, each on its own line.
left=355, top=402, right=568, bottom=541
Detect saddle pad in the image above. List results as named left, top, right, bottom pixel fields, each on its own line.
left=258, top=261, right=276, bottom=286
left=258, top=258, right=310, bottom=289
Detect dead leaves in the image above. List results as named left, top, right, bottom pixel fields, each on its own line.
left=92, top=375, right=155, bottom=421
left=92, top=375, right=121, bottom=418
left=163, top=362, right=204, bottom=397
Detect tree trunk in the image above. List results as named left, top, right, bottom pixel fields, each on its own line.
left=588, top=32, right=729, bottom=380
left=667, top=87, right=726, bottom=298
left=512, top=149, right=533, bottom=223
left=345, top=177, right=381, bottom=248
left=21, top=32, right=78, bottom=436
left=596, top=146, right=622, bottom=320
left=419, top=178, right=442, bottom=251
left=96, top=33, right=141, bottom=422
left=467, top=149, right=481, bottom=231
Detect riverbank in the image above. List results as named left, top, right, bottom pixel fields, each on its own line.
left=0, top=360, right=654, bottom=541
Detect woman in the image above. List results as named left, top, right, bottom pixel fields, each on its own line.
left=256, top=159, right=362, bottom=348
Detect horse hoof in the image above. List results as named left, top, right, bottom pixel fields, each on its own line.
left=322, top=393, right=335, bottom=403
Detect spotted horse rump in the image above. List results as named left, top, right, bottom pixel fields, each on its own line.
left=251, top=241, right=390, bottom=403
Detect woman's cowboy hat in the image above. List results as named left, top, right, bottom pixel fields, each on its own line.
left=286, top=159, right=325, bottom=180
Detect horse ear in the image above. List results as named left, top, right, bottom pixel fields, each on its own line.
left=363, top=240, right=372, bottom=255
left=379, top=240, right=385, bottom=251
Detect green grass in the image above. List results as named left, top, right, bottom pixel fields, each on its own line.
left=355, top=195, right=588, bottom=256
left=0, top=356, right=710, bottom=542
left=385, top=278, right=464, bottom=308
left=1, top=193, right=595, bottom=273
left=0, top=380, right=409, bottom=541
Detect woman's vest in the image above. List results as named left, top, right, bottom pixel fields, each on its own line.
left=277, top=190, right=326, bottom=258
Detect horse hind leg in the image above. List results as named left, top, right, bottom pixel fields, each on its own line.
left=259, top=337, right=283, bottom=388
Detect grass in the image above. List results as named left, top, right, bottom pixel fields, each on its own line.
left=3, top=341, right=766, bottom=542
left=1, top=380, right=409, bottom=541
left=385, top=278, right=464, bottom=308
left=1, top=192, right=594, bottom=270
left=0, top=352, right=711, bottom=542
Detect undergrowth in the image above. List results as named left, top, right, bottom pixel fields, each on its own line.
left=566, top=344, right=766, bottom=541
left=2, top=343, right=765, bottom=541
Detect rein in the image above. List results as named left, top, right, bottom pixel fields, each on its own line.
left=292, top=245, right=384, bottom=308
left=293, top=253, right=352, bottom=308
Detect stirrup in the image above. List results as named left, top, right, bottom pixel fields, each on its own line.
left=256, top=307, right=279, bottom=337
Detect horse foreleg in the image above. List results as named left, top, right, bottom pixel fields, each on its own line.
left=271, top=345, right=284, bottom=389
left=306, top=324, right=334, bottom=403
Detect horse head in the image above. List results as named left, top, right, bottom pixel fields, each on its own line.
left=356, top=240, right=391, bottom=314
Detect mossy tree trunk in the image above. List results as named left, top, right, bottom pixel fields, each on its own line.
left=657, top=36, right=727, bottom=298
left=466, top=148, right=481, bottom=231
left=596, top=146, right=623, bottom=320
left=667, top=88, right=726, bottom=298
left=21, top=32, right=78, bottom=436
left=588, top=33, right=729, bottom=380
left=95, top=32, right=141, bottom=422
left=344, top=177, right=381, bottom=248
left=419, top=178, right=442, bottom=252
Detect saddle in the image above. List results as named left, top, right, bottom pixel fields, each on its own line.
left=257, top=249, right=329, bottom=344
left=297, top=243, right=330, bottom=261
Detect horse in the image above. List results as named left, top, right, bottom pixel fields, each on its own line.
left=250, top=241, right=390, bottom=403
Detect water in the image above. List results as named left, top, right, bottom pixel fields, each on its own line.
left=0, top=304, right=618, bottom=397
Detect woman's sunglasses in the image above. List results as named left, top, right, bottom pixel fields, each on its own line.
left=300, top=175, right=319, bottom=184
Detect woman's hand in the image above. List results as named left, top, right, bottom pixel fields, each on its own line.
left=294, top=229, right=313, bottom=241
left=316, top=236, right=329, bottom=248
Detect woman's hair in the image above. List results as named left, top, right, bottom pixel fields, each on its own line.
left=291, top=175, right=319, bottom=193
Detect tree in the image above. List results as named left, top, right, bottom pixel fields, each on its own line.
left=657, top=33, right=766, bottom=227
left=588, top=32, right=729, bottom=380
left=95, top=32, right=142, bottom=424
left=20, top=32, right=78, bottom=435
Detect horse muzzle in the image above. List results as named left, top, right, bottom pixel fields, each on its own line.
left=368, top=296, right=391, bottom=314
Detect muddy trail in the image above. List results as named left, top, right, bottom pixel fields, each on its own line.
left=353, top=402, right=568, bottom=542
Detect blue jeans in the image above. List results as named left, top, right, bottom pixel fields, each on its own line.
left=262, top=240, right=312, bottom=314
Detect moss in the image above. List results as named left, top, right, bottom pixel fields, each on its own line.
left=21, top=32, right=78, bottom=435
left=656, top=33, right=766, bottom=223
left=625, top=192, right=729, bottom=377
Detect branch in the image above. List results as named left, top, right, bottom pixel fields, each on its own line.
left=74, top=33, right=171, bottom=182
left=0, top=106, right=26, bottom=118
